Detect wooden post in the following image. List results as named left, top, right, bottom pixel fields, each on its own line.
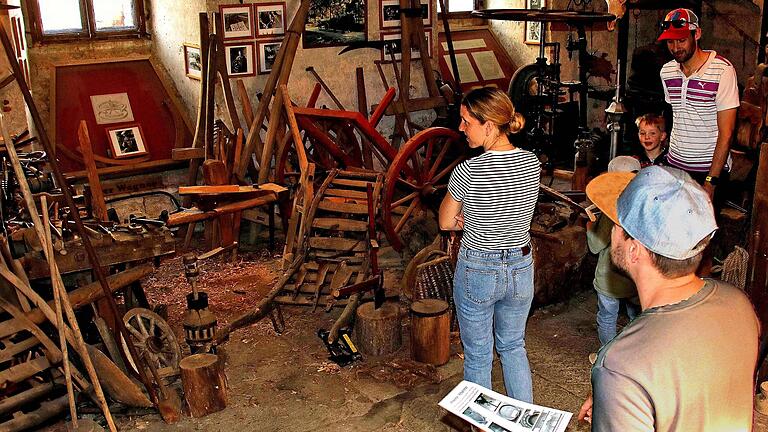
left=180, top=353, right=227, bottom=417
left=354, top=302, right=402, bottom=356
left=410, top=299, right=450, bottom=365
left=77, top=121, right=108, bottom=222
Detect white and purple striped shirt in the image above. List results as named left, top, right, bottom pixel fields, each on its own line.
left=660, top=51, right=739, bottom=172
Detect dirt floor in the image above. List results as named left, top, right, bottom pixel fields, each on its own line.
left=136, top=244, right=600, bottom=432
left=46, top=238, right=605, bottom=432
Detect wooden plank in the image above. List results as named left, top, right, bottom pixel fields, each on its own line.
left=309, top=251, right=366, bottom=262
left=312, top=217, right=368, bottom=232
left=166, top=194, right=280, bottom=226
left=0, top=394, right=68, bottom=432
left=309, top=237, right=367, bottom=251
left=330, top=178, right=375, bottom=189
left=0, top=337, right=40, bottom=363
left=64, top=160, right=184, bottom=180
left=323, top=189, right=368, bottom=199
left=0, top=356, right=51, bottom=384
left=274, top=295, right=348, bottom=307
left=178, top=185, right=266, bottom=195
left=317, top=200, right=369, bottom=214
left=172, top=147, right=205, bottom=160
left=0, top=381, right=55, bottom=416
left=303, top=261, right=362, bottom=272
left=77, top=121, right=108, bottom=222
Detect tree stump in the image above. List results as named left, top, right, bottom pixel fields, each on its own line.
left=179, top=353, right=227, bottom=418
left=410, top=299, right=450, bottom=365
left=354, top=301, right=402, bottom=356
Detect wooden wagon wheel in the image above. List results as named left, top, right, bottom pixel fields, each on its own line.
left=121, top=308, right=181, bottom=377
left=382, top=127, right=465, bottom=252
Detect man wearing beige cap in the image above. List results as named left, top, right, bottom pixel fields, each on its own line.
left=577, top=166, right=759, bottom=431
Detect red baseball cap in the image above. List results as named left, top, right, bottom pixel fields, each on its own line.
left=657, top=8, right=699, bottom=42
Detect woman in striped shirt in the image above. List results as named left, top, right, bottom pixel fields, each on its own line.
left=439, top=87, right=540, bottom=402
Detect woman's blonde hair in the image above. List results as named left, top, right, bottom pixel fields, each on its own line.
left=461, top=87, right=525, bottom=135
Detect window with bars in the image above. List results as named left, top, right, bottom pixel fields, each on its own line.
left=28, top=0, right=145, bottom=42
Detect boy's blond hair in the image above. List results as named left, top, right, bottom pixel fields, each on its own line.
left=635, top=113, right=666, bottom=132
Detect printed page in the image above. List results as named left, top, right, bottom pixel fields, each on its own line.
left=439, top=381, right=572, bottom=432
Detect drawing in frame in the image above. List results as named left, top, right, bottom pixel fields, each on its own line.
left=525, top=0, right=545, bottom=44
left=380, top=30, right=431, bottom=61
left=380, top=0, right=431, bottom=29
left=90, top=92, right=134, bottom=125
left=183, top=43, right=202, bottom=80
left=220, top=4, right=254, bottom=40
left=224, top=42, right=256, bottom=77
left=257, top=40, right=282, bottom=74
left=304, top=0, right=366, bottom=48
left=256, top=2, right=287, bottom=37
left=106, top=124, right=148, bottom=159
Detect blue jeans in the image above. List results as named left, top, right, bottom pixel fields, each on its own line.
left=596, top=292, right=640, bottom=346
left=453, top=245, right=534, bottom=403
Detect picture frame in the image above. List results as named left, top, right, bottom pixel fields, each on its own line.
left=224, top=42, right=256, bottom=77
left=525, top=0, right=545, bottom=44
left=106, top=124, right=148, bottom=159
left=255, top=2, right=287, bottom=37
left=257, top=40, right=282, bottom=74
left=380, top=30, right=431, bottom=62
left=90, top=92, right=134, bottom=125
left=183, top=43, right=202, bottom=80
left=380, top=0, right=430, bottom=29
left=304, top=0, right=366, bottom=49
left=220, top=5, right=254, bottom=40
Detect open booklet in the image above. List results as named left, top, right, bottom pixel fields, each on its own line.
left=439, top=381, right=572, bottom=432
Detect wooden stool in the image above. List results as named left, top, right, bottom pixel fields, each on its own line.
left=354, top=301, right=402, bottom=356
left=410, top=299, right=450, bottom=365
left=179, top=353, right=228, bottom=417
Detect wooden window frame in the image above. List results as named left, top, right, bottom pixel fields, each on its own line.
left=27, top=0, right=147, bottom=43
left=437, top=0, right=483, bottom=19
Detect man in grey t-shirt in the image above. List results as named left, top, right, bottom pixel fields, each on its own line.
left=579, top=166, right=759, bottom=431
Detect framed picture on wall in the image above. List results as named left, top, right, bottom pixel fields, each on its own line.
left=220, top=5, right=254, bottom=40
left=304, top=0, right=366, bottom=48
left=380, top=31, right=430, bottom=61
left=225, top=43, right=256, bottom=77
left=106, top=124, right=148, bottom=158
left=380, top=0, right=430, bottom=29
left=256, top=3, right=287, bottom=37
left=183, top=43, right=202, bottom=80
left=525, top=0, right=545, bottom=44
left=258, top=40, right=282, bottom=74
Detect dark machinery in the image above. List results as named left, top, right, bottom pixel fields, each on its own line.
left=472, top=9, right=616, bottom=169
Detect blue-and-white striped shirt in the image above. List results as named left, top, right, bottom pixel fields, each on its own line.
left=447, top=149, right=540, bottom=250
left=660, top=51, right=739, bottom=172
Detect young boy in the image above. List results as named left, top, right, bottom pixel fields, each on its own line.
left=634, top=113, right=667, bottom=167
left=587, top=156, right=641, bottom=347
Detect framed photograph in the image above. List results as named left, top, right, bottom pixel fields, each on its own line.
left=380, top=31, right=431, bottom=61
left=304, top=0, right=366, bottom=48
left=225, top=43, right=255, bottom=77
left=525, top=0, right=545, bottom=44
left=220, top=5, right=254, bottom=40
left=183, top=43, right=202, bottom=80
left=106, top=124, right=148, bottom=158
left=256, top=3, right=286, bottom=37
left=380, top=0, right=430, bottom=29
left=90, top=92, right=134, bottom=125
left=258, top=40, right=282, bottom=74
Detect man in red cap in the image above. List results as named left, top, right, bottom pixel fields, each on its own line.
left=657, top=8, right=739, bottom=200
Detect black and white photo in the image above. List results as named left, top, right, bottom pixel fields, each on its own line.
left=380, top=0, right=430, bottom=28
left=380, top=30, right=430, bottom=61
left=525, top=0, right=545, bottom=44
left=256, top=3, right=286, bottom=37
left=258, top=40, right=282, bottom=74
left=225, top=43, right=255, bottom=77
left=220, top=5, right=253, bottom=40
left=107, top=125, right=147, bottom=158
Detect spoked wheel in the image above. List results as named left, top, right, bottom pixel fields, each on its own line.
left=382, top=127, right=465, bottom=252
left=121, top=308, right=181, bottom=378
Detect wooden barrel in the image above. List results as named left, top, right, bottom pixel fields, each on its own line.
left=410, top=299, right=450, bottom=365
left=354, top=301, right=402, bottom=356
